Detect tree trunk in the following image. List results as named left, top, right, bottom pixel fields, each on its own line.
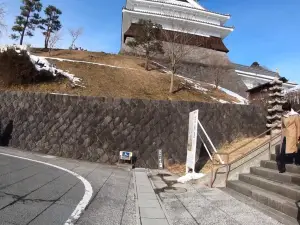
left=145, top=51, right=149, bottom=71
left=169, top=72, right=174, bottom=93
left=44, top=37, right=48, bottom=49
left=20, top=13, right=30, bottom=45
left=145, top=57, right=149, bottom=71
left=169, top=60, right=176, bottom=93
left=20, top=33, right=25, bottom=45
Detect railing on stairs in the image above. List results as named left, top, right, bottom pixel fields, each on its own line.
left=197, top=120, right=224, bottom=164
left=210, top=109, right=300, bottom=188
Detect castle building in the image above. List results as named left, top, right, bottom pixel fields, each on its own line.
left=121, top=0, right=298, bottom=96
left=122, top=0, right=233, bottom=57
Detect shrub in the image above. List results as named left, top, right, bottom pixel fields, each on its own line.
left=0, top=48, right=56, bottom=86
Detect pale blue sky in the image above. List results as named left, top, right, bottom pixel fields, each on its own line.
left=0, top=0, right=299, bottom=83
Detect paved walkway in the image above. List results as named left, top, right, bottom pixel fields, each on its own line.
left=134, top=169, right=170, bottom=225
left=149, top=171, right=284, bottom=225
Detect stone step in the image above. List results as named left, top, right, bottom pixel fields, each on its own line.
left=261, top=160, right=300, bottom=174
left=239, top=173, right=300, bottom=200
left=227, top=180, right=299, bottom=219
left=271, top=154, right=276, bottom=161
left=222, top=187, right=299, bottom=225
left=250, top=167, right=300, bottom=185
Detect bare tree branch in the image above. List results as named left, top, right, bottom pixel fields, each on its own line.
left=204, top=56, right=233, bottom=89
left=48, top=31, right=62, bottom=56
left=68, top=27, right=83, bottom=49
left=161, top=21, right=198, bottom=93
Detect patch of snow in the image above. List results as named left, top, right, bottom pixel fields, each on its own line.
left=193, top=83, right=208, bottom=92
left=211, top=97, right=229, bottom=104
left=177, top=173, right=206, bottom=184
left=287, top=85, right=300, bottom=93
left=38, top=56, right=137, bottom=70
left=218, top=87, right=249, bottom=105
left=218, top=99, right=229, bottom=104
left=1, top=45, right=84, bottom=88
left=0, top=44, right=28, bottom=53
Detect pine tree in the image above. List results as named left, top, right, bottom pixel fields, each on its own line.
left=127, top=19, right=164, bottom=71
left=40, top=5, right=62, bottom=49
left=11, top=0, right=43, bottom=45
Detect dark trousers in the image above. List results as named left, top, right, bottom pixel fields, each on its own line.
left=277, top=137, right=300, bottom=172
left=277, top=137, right=287, bottom=172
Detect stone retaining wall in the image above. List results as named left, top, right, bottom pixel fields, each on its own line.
left=0, top=91, right=266, bottom=168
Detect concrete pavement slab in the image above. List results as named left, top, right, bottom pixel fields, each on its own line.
left=138, top=199, right=161, bottom=208
left=141, top=218, right=169, bottom=225
left=140, top=207, right=165, bottom=219
left=138, top=193, right=157, bottom=200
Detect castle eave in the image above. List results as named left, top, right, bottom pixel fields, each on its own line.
left=123, top=8, right=234, bottom=35
left=124, top=23, right=229, bottom=53
left=142, top=0, right=231, bottom=19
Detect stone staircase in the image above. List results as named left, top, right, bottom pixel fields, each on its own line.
left=227, top=153, right=300, bottom=223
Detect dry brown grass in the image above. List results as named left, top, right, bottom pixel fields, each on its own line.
left=218, top=136, right=270, bottom=162
left=166, top=164, right=186, bottom=177
left=0, top=48, right=241, bottom=102
left=166, top=135, right=270, bottom=176
left=31, top=48, right=145, bottom=69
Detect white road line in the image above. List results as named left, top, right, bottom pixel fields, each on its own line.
left=0, top=152, right=93, bottom=225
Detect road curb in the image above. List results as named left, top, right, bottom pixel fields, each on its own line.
left=133, top=170, right=141, bottom=225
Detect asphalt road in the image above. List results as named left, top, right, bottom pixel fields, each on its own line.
left=0, top=148, right=136, bottom=225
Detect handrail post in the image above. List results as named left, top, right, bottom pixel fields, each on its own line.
left=198, top=120, right=224, bottom=164
left=268, top=130, right=272, bottom=160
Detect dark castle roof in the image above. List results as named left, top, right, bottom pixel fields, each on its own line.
left=247, top=77, right=288, bottom=93
left=233, top=63, right=279, bottom=77
left=124, top=23, right=229, bottom=53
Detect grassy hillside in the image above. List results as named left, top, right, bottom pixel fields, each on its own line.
left=0, top=48, right=241, bottom=103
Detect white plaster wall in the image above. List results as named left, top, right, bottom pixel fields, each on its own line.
left=135, top=4, right=220, bottom=25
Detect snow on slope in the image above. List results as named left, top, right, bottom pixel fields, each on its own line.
left=218, top=87, right=249, bottom=105
left=38, top=56, right=137, bottom=70
left=287, top=85, right=300, bottom=93
left=151, top=60, right=248, bottom=105
left=0, top=45, right=84, bottom=87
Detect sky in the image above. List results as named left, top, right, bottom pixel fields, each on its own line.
left=0, top=0, right=299, bottom=83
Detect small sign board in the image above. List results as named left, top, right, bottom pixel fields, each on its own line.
left=186, top=110, right=199, bottom=173
left=158, top=149, right=164, bottom=169
left=119, top=151, right=132, bottom=161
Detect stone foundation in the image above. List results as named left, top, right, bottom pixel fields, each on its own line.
left=0, top=91, right=266, bottom=168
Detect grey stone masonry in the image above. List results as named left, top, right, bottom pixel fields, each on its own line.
left=0, top=91, right=266, bottom=168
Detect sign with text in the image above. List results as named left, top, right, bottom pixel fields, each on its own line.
left=158, top=149, right=164, bottom=169
left=186, top=110, right=198, bottom=173
left=119, top=151, right=132, bottom=161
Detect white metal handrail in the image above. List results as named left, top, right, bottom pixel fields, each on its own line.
left=197, top=120, right=224, bottom=164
